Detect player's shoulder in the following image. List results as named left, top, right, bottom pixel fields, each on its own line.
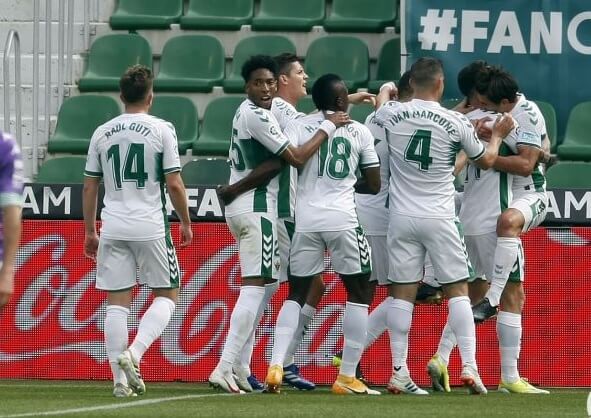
left=512, top=94, right=544, bottom=127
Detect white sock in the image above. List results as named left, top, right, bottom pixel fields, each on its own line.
left=129, top=296, right=175, bottom=362
left=270, top=300, right=301, bottom=366
left=105, top=305, right=129, bottom=386
left=340, top=301, right=369, bottom=377
left=284, top=303, right=315, bottom=367
left=219, top=286, right=265, bottom=373
left=364, top=296, right=391, bottom=348
left=386, top=299, right=414, bottom=377
left=497, top=311, right=522, bottom=384
left=238, top=281, right=279, bottom=373
left=447, top=296, right=477, bottom=368
left=487, top=237, right=520, bottom=306
left=436, top=322, right=456, bottom=366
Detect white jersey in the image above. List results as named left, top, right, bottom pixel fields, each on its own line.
left=355, top=112, right=389, bottom=235
left=271, top=97, right=305, bottom=219
left=460, top=108, right=514, bottom=235
left=84, top=113, right=181, bottom=241
left=505, top=94, right=547, bottom=196
left=225, top=99, right=291, bottom=218
left=286, top=112, right=380, bottom=232
left=375, top=99, right=485, bottom=219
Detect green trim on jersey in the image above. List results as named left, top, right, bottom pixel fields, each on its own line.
left=454, top=219, right=475, bottom=280
left=165, top=233, right=180, bottom=288
left=447, top=141, right=462, bottom=166
left=253, top=185, right=268, bottom=212
left=163, top=166, right=181, bottom=174
left=499, top=171, right=509, bottom=212
left=260, top=216, right=274, bottom=279
left=284, top=219, right=296, bottom=241
left=277, top=164, right=291, bottom=218
left=84, top=170, right=103, bottom=178
left=531, top=165, right=546, bottom=192
left=239, top=138, right=275, bottom=168
left=356, top=226, right=372, bottom=275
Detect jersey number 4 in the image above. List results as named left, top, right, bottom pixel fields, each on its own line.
left=107, top=143, right=148, bottom=189
left=404, top=129, right=433, bottom=171
left=318, top=136, right=351, bottom=179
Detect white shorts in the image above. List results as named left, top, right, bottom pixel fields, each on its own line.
left=388, top=214, right=472, bottom=285
left=510, top=192, right=548, bottom=232
left=290, top=227, right=371, bottom=277
left=226, top=212, right=280, bottom=280
left=277, top=217, right=295, bottom=283
left=96, top=237, right=180, bottom=291
left=367, top=235, right=389, bottom=285
left=465, top=233, right=524, bottom=283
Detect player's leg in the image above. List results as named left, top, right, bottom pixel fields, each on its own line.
left=265, top=231, right=322, bottom=393
left=96, top=238, right=137, bottom=397
left=211, top=213, right=278, bottom=394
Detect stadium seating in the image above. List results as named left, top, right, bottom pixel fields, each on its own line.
left=368, top=38, right=401, bottom=92
left=48, top=95, right=120, bottom=154
left=180, top=0, right=254, bottom=30
left=557, top=101, right=591, bottom=161
left=78, top=34, right=152, bottom=92
left=324, top=0, right=397, bottom=33
left=149, top=96, right=198, bottom=155
left=154, top=35, right=224, bottom=92
left=305, top=37, right=369, bottom=90
left=181, top=158, right=231, bottom=185
left=109, top=0, right=182, bottom=30
left=251, top=0, right=325, bottom=31
left=223, top=35, right=297, bottom=93
left=350, top=103, right=375, bottom=123
left=193, top=96, right=244, bottom=156
left=546, top=162, right=591, bottom=189
left=36, top=157, right=87, bottom=183
left=534, top=100, right=558, bottom=153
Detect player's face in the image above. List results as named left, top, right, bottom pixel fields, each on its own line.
left=246, top=68, right=277, bottom=109
left=285, top=61, right=308, bottom=99
left=474, top=92, right=511, bottom=113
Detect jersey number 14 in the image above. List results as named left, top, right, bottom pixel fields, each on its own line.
left=107, top=143, right=148, bottom=189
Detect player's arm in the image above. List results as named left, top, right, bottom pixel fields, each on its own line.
left=0, top=204, right=21, bottom=309
left=492, top=146, right=542, bottom=177
left=82, top=176, right=100, bottom=260
left=471, top=114, right=515, bottom=170
left=354, top=125, right=381, bottom=194
left=348, top=92, right=376, bottom=106
left=165, top=172, right=192, bottom=248
left=376, top=82, right=398, bottom=109
left=217, top=158, right=283, bottom=205
left=354, top=167, right=381, bottom=194
left=454, top=150, right=468, bottom=177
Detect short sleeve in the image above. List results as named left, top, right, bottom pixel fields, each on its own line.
left=455, top=114, right=485, bottom=160
left=84, top=130, right=103, bottom=178
left=246, top=108, right=290, bottom=155
left=358, top=124, right=380, bottom=169
left=162, top=122, right=181, bottom=174
left=0, top=137, right=24, bottom=207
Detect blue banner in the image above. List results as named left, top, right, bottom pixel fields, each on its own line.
left=403, top=0, right=591, bottom=138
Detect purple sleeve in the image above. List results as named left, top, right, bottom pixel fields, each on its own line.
left=0, top=133, right=24, bottom=206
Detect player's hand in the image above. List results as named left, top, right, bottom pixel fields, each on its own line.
left=217, top=185, right=237, bottom=205
left=473, top=117, right=493, bottom=140
left=0, top=265, right=14, bottom=309
left=492, top=113, right=515, bottom=138
left=179, top=222, right=193, bottom=248
left=84, top=232, right=99, bottom=261
left=348, top=92, right=376, bottom=107
left=325, top=111, right=351, bottom=128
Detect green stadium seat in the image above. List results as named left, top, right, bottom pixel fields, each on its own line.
left=324, top=0, right=397, bottom=33
left=109, top=0, right=182, bottom=30
left=350, top=103, right=375, bottom=123
left=305, top=37, right=369, bottom=91
left=534, top=100, right=558, bottom=153
left=180, top=0, right=253, bottom=30
left=223, top=36, right=296, bottom=93
left=193, top=96, right=244, bottom=156
left=48, top=95, right=121, bottom=154
left=154, top=35, right=224, bottom=93
left=150, top=96, right=198, bottom=155
left=368, top=38, right=401, bottom=93
left=252, top=0, right=325, bottom=31
left=37, top=157, right=87, bottom=183
left=546, top=162, right=591, bottom=189
left=296, top=96, right=316, bottom=114
left=181, top=158, right=231, bottom=185
left=557, top=101, right=591, bottom=161
left=78, top=34, right=152, bottom=92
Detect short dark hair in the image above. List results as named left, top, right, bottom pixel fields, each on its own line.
left=410, top=57, right=443, bottom=89
left=474, top=65, right=519, bottom=104
left=241, top=55, right=278, bottom=83
left=274, top=53, right=300, bottom=76
left=457, top=60, right=488, bottom=97
left=311, top=73, right=343, bottom=111
left=398, top=70, right=412, bottom=101
left=119, top=65, right=153, bottom=104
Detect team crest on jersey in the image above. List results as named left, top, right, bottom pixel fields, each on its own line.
left=269, top=125, right=279, bottom=136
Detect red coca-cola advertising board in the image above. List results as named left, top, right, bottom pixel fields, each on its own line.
left=1, top=221, right=590, bottom=387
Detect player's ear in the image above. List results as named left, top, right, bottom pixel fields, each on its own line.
left=278, top=74, right=289, bottom=86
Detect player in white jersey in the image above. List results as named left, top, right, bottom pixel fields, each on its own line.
left=264, top=73, right=381, bottom=395
left=83, top=65, right=192, bottom=397
left=375, top=57, right=515, bottom=395
left=465, top=66, right=550, bottom=394
left=209, top=56, right=350, bottom=394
